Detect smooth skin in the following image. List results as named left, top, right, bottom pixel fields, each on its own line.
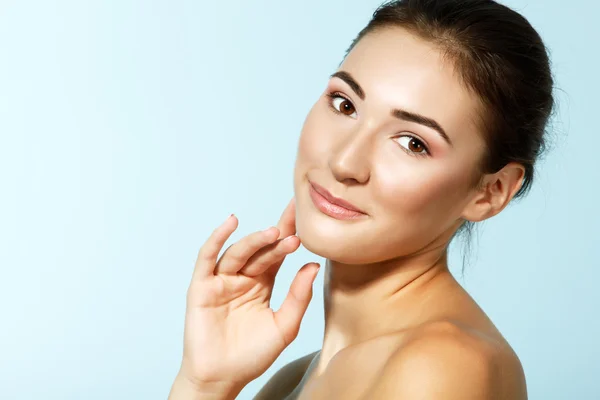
left=262, top=26, right=526, bottom=400
left=171, top=26, right=528, bottom=400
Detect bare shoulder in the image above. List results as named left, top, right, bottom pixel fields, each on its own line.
left=253, top=351, right=320, bottom=400
left=365, top=320, right=527, bottom=400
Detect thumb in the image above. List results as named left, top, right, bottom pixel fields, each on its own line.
left=273, top=262, right=320, bottom=346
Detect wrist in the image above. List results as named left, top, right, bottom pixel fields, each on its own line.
left=169, top=373, right=243, bottom=400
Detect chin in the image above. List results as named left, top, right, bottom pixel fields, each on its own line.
left=294, top=197, right=380, bottom=265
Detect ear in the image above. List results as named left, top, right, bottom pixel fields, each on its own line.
left=461, top=162, right=525, bottom=222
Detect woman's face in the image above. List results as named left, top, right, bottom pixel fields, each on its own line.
left=293, top=27, right=487, bottom=264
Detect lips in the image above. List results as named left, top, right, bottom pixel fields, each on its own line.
left=309, top=181, right=366, bottom=214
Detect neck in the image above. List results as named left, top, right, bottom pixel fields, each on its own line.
left=318, top=242, right=457, bottom=370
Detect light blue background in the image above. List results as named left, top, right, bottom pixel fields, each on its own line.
left=0, top=0, right=597, bottom=399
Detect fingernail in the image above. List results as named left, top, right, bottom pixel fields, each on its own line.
left=312, top=263, right=321, bottom=278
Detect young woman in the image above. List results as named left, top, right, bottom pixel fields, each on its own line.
left=169, top=1, right=554, bottom=399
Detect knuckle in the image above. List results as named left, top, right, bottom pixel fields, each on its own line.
left=224, top=249, right=243, bottom=264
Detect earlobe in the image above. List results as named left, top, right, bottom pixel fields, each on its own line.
left=461, top=163, right=525, bottom=223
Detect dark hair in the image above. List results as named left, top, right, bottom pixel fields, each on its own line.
left=344, top=0, right=556, bottom=270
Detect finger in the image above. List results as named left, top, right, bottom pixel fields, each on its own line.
left=273, top=262, right=321, bottom=346
left=239, top=235, right=301, bottom=277
left=215, top=226, right=281, bottom=275
left=275, top=198, right=296, bottom=240
left=193, top=214, right=238, bottom=280
left=263, top=235, right=302, bottom=281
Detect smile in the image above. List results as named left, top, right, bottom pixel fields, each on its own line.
left=308, top=181, right=368, bottom=220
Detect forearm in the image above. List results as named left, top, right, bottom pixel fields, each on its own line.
left=168, top=374, right=244, bottom=400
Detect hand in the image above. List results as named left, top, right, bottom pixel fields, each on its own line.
left=176, top=198, right=320, bottom=392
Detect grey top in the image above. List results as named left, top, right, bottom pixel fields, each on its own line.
left=284, top=351, right=322, bottom=400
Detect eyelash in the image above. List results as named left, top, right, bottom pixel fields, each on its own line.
left=326, top=91, right=353, bottom=116
left=396, top=136, right=430, bottom=158
left=325, top=90, right=431, bottom=158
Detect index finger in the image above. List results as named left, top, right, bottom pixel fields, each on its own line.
left=276, top=197, right=296, bottom=240
left=192, top=214, right=238, bottom=281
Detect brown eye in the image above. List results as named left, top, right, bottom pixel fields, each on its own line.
left=396, top=135, right=429, bottom=156
left=408, top=138, right=424, bottom=152
left=331, top=95, right=357, bottom=118
left=339, top=99, right=355, bottom=115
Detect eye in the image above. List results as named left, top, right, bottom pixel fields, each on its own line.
left=327, top=92, right=357, bottom=118
left=395, top=135, right=430, bottom=157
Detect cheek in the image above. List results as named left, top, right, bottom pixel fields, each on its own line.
left=295, top=104, right=325, bottom=191
left=296, top=103, right=336, bottom=166
left=373, top=161, right=469, bottom=218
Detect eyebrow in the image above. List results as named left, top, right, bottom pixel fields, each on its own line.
left=330, top=71, right=453, bottom=147
left=331, top=71, right=365, bottom=100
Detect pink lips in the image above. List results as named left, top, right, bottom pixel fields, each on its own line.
left=308, top=181, right=367, bottom=220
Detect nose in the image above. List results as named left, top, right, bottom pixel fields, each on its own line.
left=328, top=121, right=374, bottom=185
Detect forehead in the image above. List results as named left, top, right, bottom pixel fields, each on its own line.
left=340, top=27, right=484, bottom=145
